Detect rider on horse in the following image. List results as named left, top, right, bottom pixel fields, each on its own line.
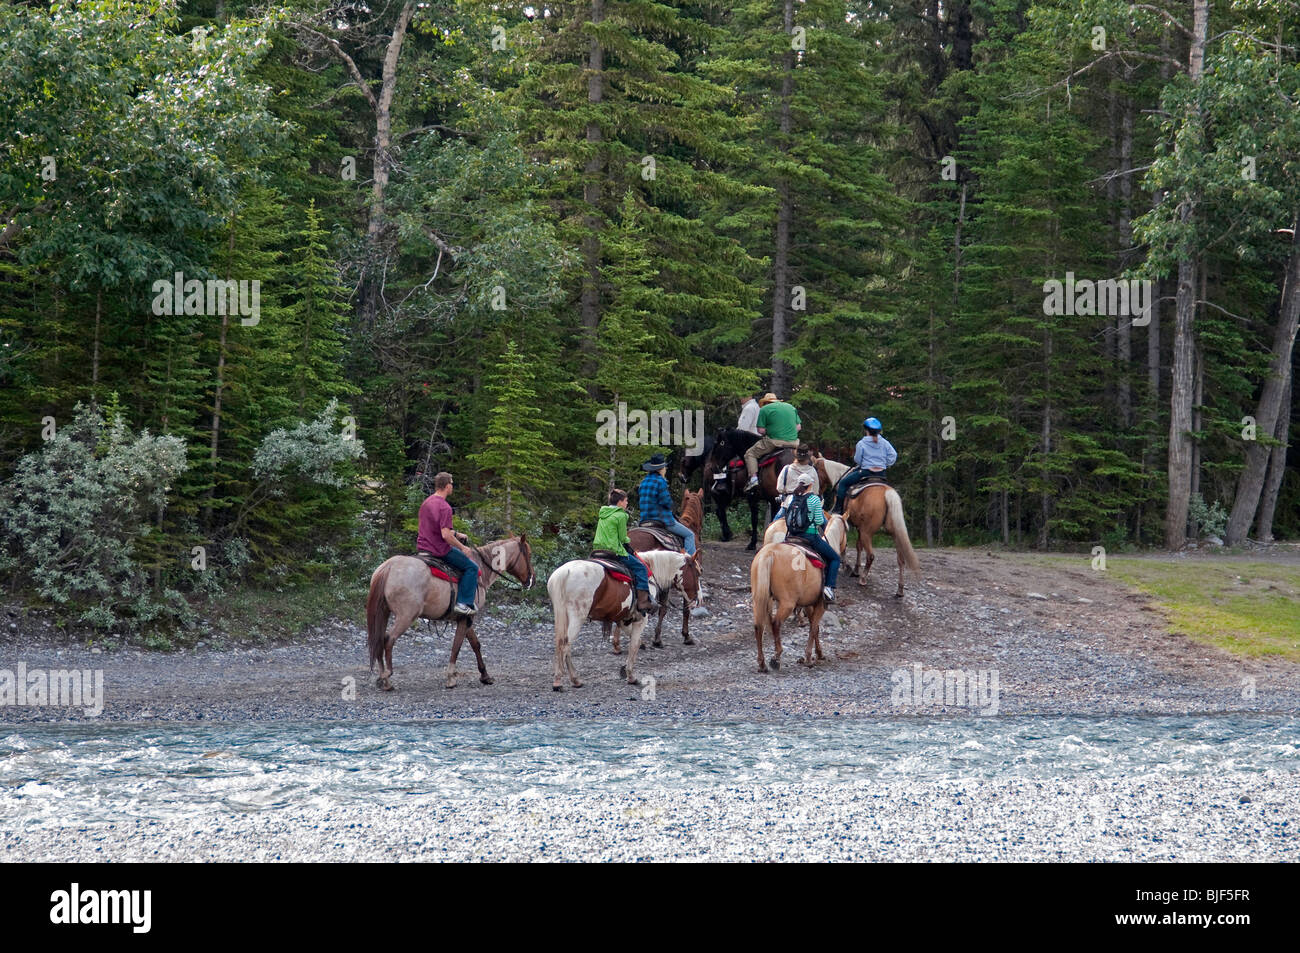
left=743, top=393, right=801, bottom=492
left=417, top=471, right=480, bottom=616
left=774, top=444, right=819, bottom=520
left=594, top=489, right=653, bottom=615
left=636, top=454, right=698, bottom=555
left=831, top=417, right=897, bottom=515
left=737, top=392, right=761, bottom=434
left=787, top=472, right=840, bottom=604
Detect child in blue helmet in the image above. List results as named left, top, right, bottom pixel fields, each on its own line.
left=831, top=417, right=897, bottom=514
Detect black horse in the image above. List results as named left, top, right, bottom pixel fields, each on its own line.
left=670, top=436, right=714, bottom=490
left=703, top=428, right=782, bottom=550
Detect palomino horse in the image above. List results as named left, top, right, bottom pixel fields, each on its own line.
left=762, top=513, right=848, bottom=625
left=704, top=428, right=787, bottom=549
left=762, top=512, right=849, bottom=554
left=814, top=454, right=919, bottom=597
left=548, top=549, right=699, bottom=691
left=366, top=535, right=535, bottom=690
left=621, top=487, right=705, bottom=647
left=749, top=538, right=830, bottom=672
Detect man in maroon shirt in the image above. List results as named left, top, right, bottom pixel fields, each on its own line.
left=417, top=472, right=479, bottom=615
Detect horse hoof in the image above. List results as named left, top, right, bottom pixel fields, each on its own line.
left=480, top=676, right=494, bottom=685
left=746, top=542, right=757, bottom=552
left=619, top=664, right=627, bottom=679
left=552, top=684, right=564, bottom=692
left=652, top=640, right=664, bottom=649
left=683, top=636, right=696, bottom=646
left=769, top=658, right=780, bottom=671
left=444, top=682, right=456, bottom=690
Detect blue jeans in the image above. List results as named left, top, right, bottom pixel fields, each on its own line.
left=441, top=548, right=480, bottom=606
left=802, top=533, right=840, bottom=588
left=620, top=553, right=650, bottom=592
left=662, top=518, right=697, bottom=556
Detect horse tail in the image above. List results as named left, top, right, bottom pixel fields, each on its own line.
left=884, top=489, right=920, bottom=574
left=367, top=561, right=392, bottom=671
left=750, top=547, right=774, bottom=640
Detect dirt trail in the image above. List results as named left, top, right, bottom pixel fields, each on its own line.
left=2, top=542, right=1298, bottom=722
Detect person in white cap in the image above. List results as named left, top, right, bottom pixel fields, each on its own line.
left=784, top=470, right=839, bottom=603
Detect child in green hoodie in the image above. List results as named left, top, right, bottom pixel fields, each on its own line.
left=594, top=489, right=652, bottom=613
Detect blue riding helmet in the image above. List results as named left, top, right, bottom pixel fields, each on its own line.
left=863, top=417, right=882, bottom=430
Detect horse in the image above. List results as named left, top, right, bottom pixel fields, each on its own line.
left=603, top=487, right=706, bottom=648
left=548, top=549, right=700, bottom=691
left=749, top=538, right=830, bottom=672
left=762, top=511, right=849, bottom=555
left=365, top=535, right=535, bottom=691
left=704, top=428, right=787, bottom=549
left=670, top=436, right=714, bottom=489
left=814, top=453, right=920, bottom=597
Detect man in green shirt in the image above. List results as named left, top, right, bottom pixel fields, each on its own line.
left=744, top=392, right=801, bottom=491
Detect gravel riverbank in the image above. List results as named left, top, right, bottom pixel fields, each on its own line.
left=2, top=545, right=1297, bottom=721
left=4, top=773, right=1294, bottom=862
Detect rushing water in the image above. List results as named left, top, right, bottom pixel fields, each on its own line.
left=1, top=716, right=1297, bottom=830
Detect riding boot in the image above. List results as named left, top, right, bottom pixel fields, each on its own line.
left=636, top=589, right=652, bottom=614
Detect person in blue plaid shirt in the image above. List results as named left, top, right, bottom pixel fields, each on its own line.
left=635, top=454, right=697, bottom=556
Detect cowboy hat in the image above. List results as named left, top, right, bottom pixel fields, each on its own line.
left=641, top=453, right=670, bottom=471
left=759, top=392, right=779, bottom=406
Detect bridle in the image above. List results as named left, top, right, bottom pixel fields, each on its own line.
left=474, top=539, right=535, bottom=590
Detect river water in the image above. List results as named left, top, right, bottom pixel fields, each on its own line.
left=1, top=715, right=1297, bottom=831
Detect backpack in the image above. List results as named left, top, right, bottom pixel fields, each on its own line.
left=786, top=493, right=811, bottom=534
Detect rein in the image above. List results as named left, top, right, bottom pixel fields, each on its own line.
left=473, top=541, right=531, bottom=591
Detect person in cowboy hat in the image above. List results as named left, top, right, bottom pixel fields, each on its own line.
left=785, top=471, right=839, bottom=604
left=831, top=416, right=897, bottom=514
left=774, top=443, right=820, bottom=520
left=743, top=392, right=801, bottom=491
left=635, top=453, right=697, bottom=555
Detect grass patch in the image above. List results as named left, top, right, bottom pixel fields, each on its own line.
left=202, top=579, right=368, bottom=645
left=1030, top=555, right=1300, bottom=661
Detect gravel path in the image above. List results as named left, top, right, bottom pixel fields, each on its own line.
left=2, top=544, right=1297, bottom=721
left=4, top=774, right=1294, bottom=862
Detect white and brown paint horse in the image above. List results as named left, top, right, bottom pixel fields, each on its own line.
left=366, top=535, right=535, bottom=690
left=548, top=549, right=699, bottom=692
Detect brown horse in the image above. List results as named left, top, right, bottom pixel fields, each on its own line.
left=366, top=535, right=535, bottom=690
left=548, top=549, right=698, bottom=691
left=749, top=540, right=829, bottom=672
left=843, top=482, right=920, bottom=598
left=629, top=487, right=705, bottom=646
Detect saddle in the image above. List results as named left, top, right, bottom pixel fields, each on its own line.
left=847, top=474, right=891, bottom=500
left=415, top=551, right=461, bottom=582
left=761, top=448, right=795, bottom=470
left=780, top=535, right=826, bottom=570
left=634, top=523, right=684, bottom=551
left=587, top=550, right=638, bottom=584
left=717, top=449, right=792, bottom=478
